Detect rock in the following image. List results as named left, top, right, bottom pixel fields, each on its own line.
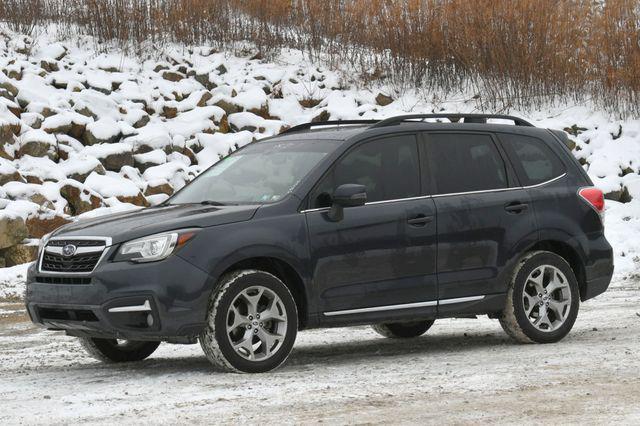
left=375, top=93, right=394, bottom=106
left=83, top=119, right=121, bottom=145
left=40, top=59, right=59, bottom=73
left=0, top=166, right=23, bottom=186
left=134, top=149, right=166, bottom=173
left=23, top=174, right=43, bottom=184
left=17, top=129, right=57, bottom=159
left=144, top=180, right=174, bottom=196
left=299, top=98, right=322, bottom=108
left=216, top=64, right=228, bottom=75
left=604, top=186, right=632, bottom=203
left=0, top=243, right=38, bottom=266
left=312, top=110, right=330, bottom=123
left=214, top=99, right=241, bottom=115
left=132, top=114, right=150, bottom=129
left=60, top=182, right=104, bottom=215
left=563, top=124, right=588, bottom=136
left=195, top=73, right=217, bottom=90
left=68, top=163, right=106, bottom=183
left=162, top=105, right=178, bottom=119
left=101, top=151, right=134, bottom=172
left=0, top=80, right=18, bottom=98
left=26, top=214, right=71, bottom=238
left=0, top=215, right=28, bottom=249
left=117, top=192, right=149, bottom=207
left=164, top=145, right=197, bottom=164
left=218, top=114, right=230, bottom=134
left=197, top=92, right=213, bottom=107
left=162, top=71, right=185, bottom=82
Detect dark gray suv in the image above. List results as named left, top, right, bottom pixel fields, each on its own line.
left=26, top=114, right=614, bottom=373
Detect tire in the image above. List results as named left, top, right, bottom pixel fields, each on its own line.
left=500, top=250, right=580, bottom=344
left=372, top=320, right=435, bottom=338
left=79, top=338, right=160, bottom=363
left=199, top=270, right=298, bottom=373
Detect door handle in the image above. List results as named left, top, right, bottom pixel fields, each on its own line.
left=407, top=215, right=433, bottom=226
left=504, top=202, right=529, bottom=213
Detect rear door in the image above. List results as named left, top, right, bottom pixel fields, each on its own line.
left=421, top=132, right=538, bottom=315
left=305, top=134, right=438, bottom=321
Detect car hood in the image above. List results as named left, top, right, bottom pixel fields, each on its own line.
left=52, top=204, right=260, bottom=245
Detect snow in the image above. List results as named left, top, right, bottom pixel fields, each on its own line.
left=81, top=142, right=131, bottom=159
left=0, top=282, right=639, bottom=423
left=19, top=129, right=56, bottom=145
left=86, top=118, right=121, bottom=140
left=84, top=172, right=141, bottom=198
left=133, top=149, right=166, bottom=165
left=0, top=263, right=30, bottom=299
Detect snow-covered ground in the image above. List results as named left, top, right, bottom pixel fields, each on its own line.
left=1, top=280, right=639, bottom=424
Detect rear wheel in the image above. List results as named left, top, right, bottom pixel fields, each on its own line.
left=500, top=251, right=580, bottom=344
left=79, top=338, right=160, bottom=363
left=372, top=320, right=435, bottom=338
left=200, top=270, right=298, bottom=373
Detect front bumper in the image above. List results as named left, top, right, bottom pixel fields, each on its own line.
left=25, top=250, right=212, bottom=341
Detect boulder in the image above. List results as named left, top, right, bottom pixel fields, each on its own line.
left=68, top=163, right=106, bottom=183
left=101, top=151, right=133, bottom=172
left=162, top=105, right=178, bottom=119
left=144, top=180, right=174, bottom=197
left=60, top=182, right=104, bottom=215
left=375, top=93, right=394, bottom=106
left=214, top=99, right=241, bottom=115
left=195, top=73, right=217, bottom=90
left=83, top=118, right=121, bottom=145
left=17, top=130, right=57, bottom=159
left=162, top=71, right=185, bottom=82
left=1, top=243, right=38, bottom=267
left=311, top=110, right=330, bottom=123
left=26, top=214, right=71, bottom=238
left=117, top=192, right=150, bottom=207
left=0, top=215, right=28, bottom=249
left=0, top=168, right=24, bottom=186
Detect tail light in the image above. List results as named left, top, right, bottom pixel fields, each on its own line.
left=578, top=187, right=605, bottom=222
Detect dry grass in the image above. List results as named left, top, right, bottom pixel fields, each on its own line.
left=0, top=0, right=638, bottom=116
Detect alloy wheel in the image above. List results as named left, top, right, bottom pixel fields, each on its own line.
left=522, top=264, right=572, bottom=332
left=226, top=285, right=288, bottom=361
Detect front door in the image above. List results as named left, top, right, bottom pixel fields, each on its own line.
left=305, top=134, right=438, bottom=322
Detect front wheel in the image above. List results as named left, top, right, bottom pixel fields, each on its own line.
left=372, top=320, right=435, bottom=338
left=79, top=338, right=160, bottom=363
left=500, top=251, right=580, bottom=344
left=199, top=270, right=298, bottom=373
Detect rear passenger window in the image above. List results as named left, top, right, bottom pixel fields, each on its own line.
left=311, top=135, right=420, bottom=207
left=502, top=134, right=565, bottom=186
left=427, top=133, right=507, bottom=194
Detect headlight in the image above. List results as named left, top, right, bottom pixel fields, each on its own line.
left=114, top=230, right=197, bottom=263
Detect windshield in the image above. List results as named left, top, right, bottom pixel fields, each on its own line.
left=168, top=139, right=336, bottom=205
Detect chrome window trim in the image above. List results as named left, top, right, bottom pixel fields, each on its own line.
left=300, top=173, right=566, bottom=213
left=38, top=236, right=113, bottom=276
left=323, top=295, right=486, bottom=316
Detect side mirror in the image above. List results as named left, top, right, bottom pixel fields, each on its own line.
left=327, top=184, right=367, bottom=222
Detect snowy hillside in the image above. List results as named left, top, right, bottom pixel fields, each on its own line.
left=0, top=29, right=639, bottom=298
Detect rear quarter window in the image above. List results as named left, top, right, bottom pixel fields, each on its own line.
left=500, top=133, right=565, bottom=186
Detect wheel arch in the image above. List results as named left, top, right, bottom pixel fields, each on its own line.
left=215, top=256, right=310, bottom=329
left=527, top=240, right=587, bottom=300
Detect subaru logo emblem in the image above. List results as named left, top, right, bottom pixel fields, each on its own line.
left=62, top=244, right=77, bottom=257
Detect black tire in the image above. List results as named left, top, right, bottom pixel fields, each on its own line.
left=500, top=250, right=580, bottom=344
left=199, top=269, right=298, bottom=373
left=372, top=320, right=435, bottom=338
left=79, top=338, right=160, bottom=363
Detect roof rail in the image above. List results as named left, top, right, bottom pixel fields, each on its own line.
left=281, top=120, right=379, bottom=134
left=370, top=114, right=535, bottom=128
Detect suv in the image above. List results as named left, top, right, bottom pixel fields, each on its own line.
left=26, top=114, right=614, bottom=373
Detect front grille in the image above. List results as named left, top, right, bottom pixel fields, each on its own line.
left=42, top=252, right=102, bottom=273
left=40, top=239, right=107, bottom=274
left=35, top=276, right=92, bottom=285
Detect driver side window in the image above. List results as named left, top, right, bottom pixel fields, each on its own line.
left=311, top=135, right=420, bottom=208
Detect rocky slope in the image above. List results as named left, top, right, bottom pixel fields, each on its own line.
left=0, top=29, right=638, bottom=282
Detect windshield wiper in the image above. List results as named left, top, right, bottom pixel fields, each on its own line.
left=199, top=200, right=233, bottom=206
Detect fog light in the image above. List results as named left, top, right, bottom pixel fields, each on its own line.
left=147, top=314, right=154, bottom=327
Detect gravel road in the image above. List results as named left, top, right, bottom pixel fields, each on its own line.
left=1, top=280, right=639, bottom=425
